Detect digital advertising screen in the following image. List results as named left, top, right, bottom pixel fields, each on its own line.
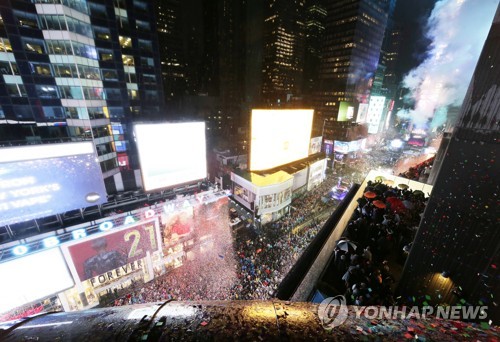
left=134, top=122, right=207, bottom=191
left=367, top=96, right=386, bottom=134
left=63, top=219, right=161, bottom=281
left=356, top=103, right=369, bottom=123
left=0, top=142, right=107, bottom=226
left=0, top=248, right=74, bottom=315
left=309, top=136, right=322, bottom=155
left=338, top=102, right=354, bottom=121
left=250, top=109, right=314, bottom=171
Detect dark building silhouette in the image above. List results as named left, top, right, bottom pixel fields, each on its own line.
left=302, top=0, right=327, bottom=101
left=398, top=5, right=500, bottom=323
left=313, top=0, right=390, bottom=132
left=371, top=0, right=399, bottom=98
left=163, top=0, right=247, bottom=143
left=157, top=0, right=186, bottom=112
left=261, top=0, right=306, bottom=106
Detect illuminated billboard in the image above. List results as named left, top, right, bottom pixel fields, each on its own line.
left=307, top=158, right=327, bottom=191
left=0, top=248, right=74, bottom=315
left=135, top=122, right=207, bottom=191
left=334, top=140, right=365, bottom=154
left=338, top=102, right=354, bottom=121
left=0, top=142, right=106, bottom=226
left=366, top=96, right=386, bottom=134
left=250, top=109, right=314, bottom=171
left=309, top=136, right=322, bottom=155
left=63, top=218, right=161, bottom=281
left=356, top=103, right=369, bottom=123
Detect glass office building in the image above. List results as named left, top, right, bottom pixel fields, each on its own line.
left=0, top=0, right=164, bottom=192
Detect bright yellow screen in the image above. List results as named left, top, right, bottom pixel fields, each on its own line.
left=250, top=109, right=314, bottom=171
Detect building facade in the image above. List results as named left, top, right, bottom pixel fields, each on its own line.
left=397, top=6, right=500, bottom=323
left=313, top=0, right=389, bottom=132
left=0, top=0, right=164, bottom=193
left=261, top=0, right=306, bottom=106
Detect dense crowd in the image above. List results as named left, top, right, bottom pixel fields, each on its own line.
left=232, top=217, right=326, bottom=300
left=110, top=170, right=428, bottom=307
left=114, top=252, right=237, bottom=306
left=0, top=305, right=45, bottom=322
left=399, top=156, right=435, bottom=181
left=335, top=180, right=428, bottom=305
left=111, top=173, right=340, bottom=305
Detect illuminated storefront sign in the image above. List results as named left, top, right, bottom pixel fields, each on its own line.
left=89, top=259, right=144, bottom=287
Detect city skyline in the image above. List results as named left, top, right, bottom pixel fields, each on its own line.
left=0, top=0, right=498, bottom=333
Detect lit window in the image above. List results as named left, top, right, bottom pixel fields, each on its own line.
left=119, top=36, right=132, bottom=49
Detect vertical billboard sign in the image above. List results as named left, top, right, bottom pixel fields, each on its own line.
left=356, top=103, right=369, bottom=123
left=135, top=122, right=207, bottom=192
left=0, top=142, right=107, bottom=226
left=309, top=136, right=322, bottom=155
left=63, top=218, right=161, bottom=282
left=366, top=96, right=386, bottom=134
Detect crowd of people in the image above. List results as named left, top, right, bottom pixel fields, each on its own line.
left=113, top=252, right=237, bottom=306
left=232, top=217, right=326, bottom=300
left=111, top=172, right=341, bottom=305
left=399, top=156, right=435, bottom=181
left=110, top=169, right=428, bottom=308
left=333, top=180, right=428, bottom=305
left=0, top=305, right=45, bottom=323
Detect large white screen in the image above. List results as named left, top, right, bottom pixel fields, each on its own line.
left=135, top=122, right=207, bottom=191
left=0, top=248, right=74, bottom=314
left=0, top=141, right=107, bottom=226
left=250, top=109, right=313, bottom=171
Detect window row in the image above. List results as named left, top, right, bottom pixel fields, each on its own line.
left=3, top=84, right=104, bottom=100
left=46, top=40, right=98, bottom=60
left=39, top=15, right=93, bottom=38
left=31, top=0, right=89, bottom=15
left=0, top=60, right=155, bottom=84
left=65, top=106, right=107, bottom=120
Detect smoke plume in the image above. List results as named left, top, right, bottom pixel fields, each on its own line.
left=398, top=0, right=498, bottom=129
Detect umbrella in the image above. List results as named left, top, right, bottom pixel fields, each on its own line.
left=373, top=200, right=386, bottom=209
left=383, top=179, right=394, bottom=186
left=364, top=191, right=377, bottom=199
left=386, top=197, right=406, bottom=213
left=336, top=239, right=357, bottom=253
left=412, top=190, right=424, bottom=196
left=398, top=183, right=409, bottom=189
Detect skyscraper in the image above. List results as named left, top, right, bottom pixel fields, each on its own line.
left=302, top=0, right=327, bottom=101
left=370, top=0, right=398, bottom=97
left=397, top=5, right=500, bottom=323
left=0, top=0, right=164, bottom=193
left=157, top=0, right=186, bottom=111
left=313, top=0, right=389, bottom=131
left=261, top=0, right=306, bottom=106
